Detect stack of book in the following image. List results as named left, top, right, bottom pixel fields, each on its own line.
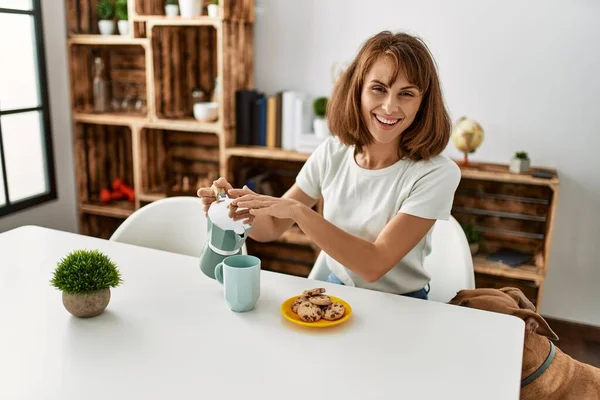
left=235, top=89, right=326, bottom=153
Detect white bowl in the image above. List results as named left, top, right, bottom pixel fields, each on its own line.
left=193, top=102, right=218, bottom=122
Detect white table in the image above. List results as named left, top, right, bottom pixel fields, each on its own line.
left=0, top=226, right=524, bottom=399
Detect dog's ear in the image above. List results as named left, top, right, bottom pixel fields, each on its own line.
left=512, top=308, right=559, bottom=341
left=500, top=287, right=536, bottom=311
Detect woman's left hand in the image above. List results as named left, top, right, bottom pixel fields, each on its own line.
left=232, top=194, right=301, bottom=220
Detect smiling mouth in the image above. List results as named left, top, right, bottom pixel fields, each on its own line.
left=373, top=114, right=401, bottom=127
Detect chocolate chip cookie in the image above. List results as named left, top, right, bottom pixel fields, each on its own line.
left=308, top=294, right=332, bottom=306
left=302, top=288, right=326, bottom=297
left=297, top=301, right=322, bottom=322
left=291, top=296, right=309, bottom=313
left=322, top=302, right=345, bottom=321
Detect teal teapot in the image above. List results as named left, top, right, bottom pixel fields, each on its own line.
left=199, top=188, right=252, bottom=279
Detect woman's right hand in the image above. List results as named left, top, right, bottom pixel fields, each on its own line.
left=197, top=177, right=233, bottom=215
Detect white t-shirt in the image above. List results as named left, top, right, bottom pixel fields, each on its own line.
left=295, top=137, right=461, bottom=294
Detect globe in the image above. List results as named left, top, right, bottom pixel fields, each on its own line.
left=451, top=117, right=484, bottom=166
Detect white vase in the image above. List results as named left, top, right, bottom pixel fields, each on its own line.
left=165, top=4, right=179, bottom=17
left=117, top=20, right=129, bottom=36
left=207, top=4, right=218, bottom=17
left=179, top=0, right=201, bottom=17
left=313, top=118, right=330, bottom=139
left=509, top=158, right=530, bottom=174
left=98, top=20, right=115, bottom=35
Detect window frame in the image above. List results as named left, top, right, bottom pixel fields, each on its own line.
left=0, top=0, right=57, bottom=218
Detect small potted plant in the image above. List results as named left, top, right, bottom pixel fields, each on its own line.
left=462, top=224, right=482, bottom=256
left=313, top=96, right=330, bottom=139
left=165, top=0, right=179, bottom=17
left=116, top=0, right=129, bottom=36
left=510, top=151, right=530, bottom=174
left=207, top=0, right=218, bottom=17
left=97, top=0, right=116, bottom=35
left=179, top=0, right=201, bottom=17
left=50, top=249, right=123, bottom=318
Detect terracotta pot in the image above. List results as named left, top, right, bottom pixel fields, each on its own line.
left=62, top=289, right=111, bottom=318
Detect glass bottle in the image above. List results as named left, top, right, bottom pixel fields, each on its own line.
left=93, top=57, right=108, bottom=113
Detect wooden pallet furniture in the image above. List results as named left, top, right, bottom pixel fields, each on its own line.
left=65, top=0, right=254, bottom=238
left=453, top=161, right=559, bottom=310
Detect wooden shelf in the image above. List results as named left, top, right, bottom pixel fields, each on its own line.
left=137, top=193, right=167, bottom=203
left=68, top=35, right=149, bottom=46
left=226, top=147, right=311, bottom=162
left=80, top=202, right=134, bottom=218
left=458, top=161, right=559, bottom=187
left=142, top=16, right=221, bottom=28
left=143, top=118, right=221, bottom=133
left=473, top=255, right=543, bottom=284
left=73, top=112, right=148, bottom=126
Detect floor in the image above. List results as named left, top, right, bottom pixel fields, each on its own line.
left=544, top=317, right=600, bottom=368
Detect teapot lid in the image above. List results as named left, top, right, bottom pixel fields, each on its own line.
left=207, top=198, right=251, bottom=235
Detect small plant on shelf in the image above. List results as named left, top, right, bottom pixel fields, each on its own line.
left=97, top=0, right=116, bottom=36
left=116, top=0, right=129, bottom=36
left=510, top=150, right=531, bottom=174
left=50, top=249, right=123, bottom=318
left=165, top=0, right=180, bottom=17
left=461, top=223, right=482, bottom=256
left=312, top=96, right=330, bottom=139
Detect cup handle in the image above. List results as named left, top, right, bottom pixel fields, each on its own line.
left=214, top=262, right=224, bottom=284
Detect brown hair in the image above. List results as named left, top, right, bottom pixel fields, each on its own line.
left=327, top=31, right=450, bottom=161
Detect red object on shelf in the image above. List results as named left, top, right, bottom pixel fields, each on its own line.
left=112, top=178, right=124, bottom=191
left=100, top=189, right=112, bottom=204
left=111, top=190, right=126, bottom=201
left=112, top=177, right=135, bottom=203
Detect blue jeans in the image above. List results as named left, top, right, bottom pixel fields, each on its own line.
left=327, top=273, right=429, bottom=300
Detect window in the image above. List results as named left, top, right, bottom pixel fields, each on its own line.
left=0, top=0, right=56, bottom=217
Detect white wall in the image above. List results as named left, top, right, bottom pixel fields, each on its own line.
left=0, top=0, right=77, bottom=234
left=255, top=0, right=600, bottom=325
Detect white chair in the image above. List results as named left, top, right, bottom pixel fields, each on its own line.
left=109, top=196, right=246, bottom=258
left=424, top=215, right=475, bottom=303
left=307, top=215, right=475, bottom=303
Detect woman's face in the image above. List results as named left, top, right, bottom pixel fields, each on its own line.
left=360, top=57, right=423, bottom=146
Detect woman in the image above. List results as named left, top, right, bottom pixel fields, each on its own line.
left=198, top=31, right=460, bottom=300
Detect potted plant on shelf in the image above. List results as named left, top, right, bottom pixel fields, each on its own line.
left=165, top=0, right=179, bottom=17
left=313, top=96, right=330, bottom=139
left=510, top=151, right=531, bottom=174
left=462, top=224, right=483, bottom=256
left=97, top=0, right=116, bottom=35
left=207, top=0, right=219, bottom=17
left=116, top=0, right=129, bottom=36
left=50, top=249, right=123, bottom=318
left=179, top=0, right=201, bottom=17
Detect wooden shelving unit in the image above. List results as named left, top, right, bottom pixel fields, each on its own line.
left=66, top=0, right=254, bottom=237
left=453, top=161, right=559, bottom=310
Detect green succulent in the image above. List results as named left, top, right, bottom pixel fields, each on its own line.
left=116, top=0, right=128, bottom=20
left=313, top=97, right=328, bottom=118
left=515, top=151, right=529, bottom=160
left=97, top=0, right=116, bottom=20
left=462, top=224, right=482, bottom=244
left=50, top=249, right=123, bottom=294
left=165, top=0, right=178, bottom=4
left=211, top=0, right=218, bottom=4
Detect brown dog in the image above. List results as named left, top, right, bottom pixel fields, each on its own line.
left=449, top=287, right=600, bottom=399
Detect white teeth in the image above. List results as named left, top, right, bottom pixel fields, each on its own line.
left=375, top=115, right=399, bottom=125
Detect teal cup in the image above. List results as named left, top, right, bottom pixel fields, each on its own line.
left=214, top=255, right=261, bottom=312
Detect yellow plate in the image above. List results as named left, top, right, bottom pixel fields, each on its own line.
left=281, top=295, right=352, bottom=328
